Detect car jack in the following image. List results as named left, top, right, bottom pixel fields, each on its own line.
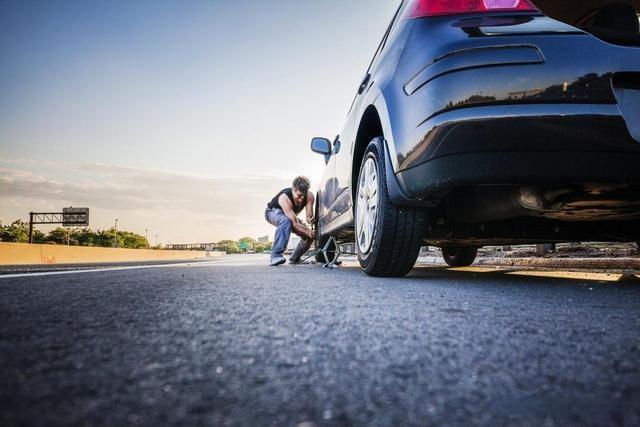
left=298, top=236, right=342, bottom=269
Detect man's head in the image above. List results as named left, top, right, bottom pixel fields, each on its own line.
left=292, top=176, right=310, bottom=205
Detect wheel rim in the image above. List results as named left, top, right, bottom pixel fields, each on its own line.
left=444, top=248, right=459, bottom=260
left=356, top=156, right=379, bottom=254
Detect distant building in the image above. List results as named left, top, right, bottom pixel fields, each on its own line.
left=258, top=235, right=269, bottom=243
left=165, top=242, right=217, bottom=251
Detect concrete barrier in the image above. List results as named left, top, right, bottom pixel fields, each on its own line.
left=0, top=242, right=224, bottom=265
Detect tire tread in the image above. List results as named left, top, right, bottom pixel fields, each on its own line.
left=358, top=137, right=425, bottom=277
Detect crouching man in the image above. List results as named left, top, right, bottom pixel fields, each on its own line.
left=265, top=176, right=316, bottom=266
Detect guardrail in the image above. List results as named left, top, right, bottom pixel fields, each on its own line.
left=0, top=242, right=224, bottom=265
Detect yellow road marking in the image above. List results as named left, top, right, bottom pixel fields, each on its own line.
left=503, top=270, right=629, bottom=282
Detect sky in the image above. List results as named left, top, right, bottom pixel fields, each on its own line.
left=0, top=0, right=400, bottom=244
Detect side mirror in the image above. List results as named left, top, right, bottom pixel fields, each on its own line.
left=310, top=137, right=332, bottom=155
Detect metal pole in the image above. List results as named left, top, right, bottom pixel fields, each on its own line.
left=114, top=218, right=118, bottom=248
left=155, top=234, right=158, bottom=247
left=145, top=229, right=148, bottom=248
left=29, top=212, right=34, bottom=244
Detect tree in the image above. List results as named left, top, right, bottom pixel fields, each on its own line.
left=71, top=228, right=97, bottom=246
left=0, top=220, right=31, bottom=243
left=95, top=229, right=115, bottom=247
left=238, top=237, right=258, bottom=250
left=32, top=230, right=46, bottom=244
left=117, top=231, right=148, bottom=249
left=46, top=227, right=70, bottom=244
left=255, top=242, right=272, bottom=252
left=0, top=220, right=148, bottom=248
left=217, top=240, right=241, bottom=254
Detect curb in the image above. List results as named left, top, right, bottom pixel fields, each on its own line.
left=477, top=257, right=640, bottom=270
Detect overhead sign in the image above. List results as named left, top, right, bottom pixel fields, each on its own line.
left=62, top=207, right=90, bottom=227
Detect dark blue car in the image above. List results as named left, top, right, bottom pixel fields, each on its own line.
left=311, top=0, right=640, bottom=277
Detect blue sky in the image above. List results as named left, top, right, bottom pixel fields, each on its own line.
left=0, top=0, right=400, bottom=242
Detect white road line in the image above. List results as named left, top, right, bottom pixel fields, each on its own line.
left=0, top=255, right=338, bottom=279
left=0, top=260, right=222, bottom=279
left=0, top=256, right=275, bottom=279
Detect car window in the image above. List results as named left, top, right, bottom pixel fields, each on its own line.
left=347, top=1, right=405, bottom=115
left=366, top=1, right=405, bottom=74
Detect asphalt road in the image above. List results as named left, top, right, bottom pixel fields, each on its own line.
left=1, top=255, right=639, bottom=426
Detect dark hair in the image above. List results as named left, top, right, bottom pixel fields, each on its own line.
left=292, top=176, right=310, bottom=194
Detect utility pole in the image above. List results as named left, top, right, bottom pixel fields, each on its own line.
left=155, top=234, right=158, bottom=248
left=29, top=212, right=34, bottom=244
left=114, top=218, right=118, bottom=248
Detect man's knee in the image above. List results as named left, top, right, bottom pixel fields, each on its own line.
left=278, top=217, right=293, bottom=230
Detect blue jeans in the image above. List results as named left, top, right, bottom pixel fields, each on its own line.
left=265, top=208, right=312, bottom=261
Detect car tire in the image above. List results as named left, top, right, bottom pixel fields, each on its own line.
left=441, top=246, right=478, bottom=267
left=355, top=137, right=425, bottom=277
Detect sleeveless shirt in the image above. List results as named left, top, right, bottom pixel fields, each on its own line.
left=267, top=188, right=307, bottom=214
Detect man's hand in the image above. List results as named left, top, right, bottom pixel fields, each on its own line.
left=308, top=229, right=317, bottom=240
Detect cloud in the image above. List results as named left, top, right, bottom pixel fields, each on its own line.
left=0, top=160, right=291, bottom=241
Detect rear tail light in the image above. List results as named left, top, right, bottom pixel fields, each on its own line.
left=405, top=0, right=539, bottom=19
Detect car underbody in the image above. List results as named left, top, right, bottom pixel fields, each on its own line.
left=425, top=184, right=640, bottom=246
left=331, top=183, right=640, bottom=247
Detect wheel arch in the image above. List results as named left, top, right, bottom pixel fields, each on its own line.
left=351, top=104, right=386, bottom=206
left=351, top=96, right=421, bottom=210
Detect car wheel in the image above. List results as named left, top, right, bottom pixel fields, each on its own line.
left=441, top=246, right=478, bottom=267
left=355, top=137, right=425, bottom=277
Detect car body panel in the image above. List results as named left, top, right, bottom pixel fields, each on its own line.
left=315, top=5, right=640, bottom=243
left=404, top=44, right=546, bottom=96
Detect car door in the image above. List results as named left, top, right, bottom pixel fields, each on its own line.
left=331, top=2, right=405, bottom=221
left=317, top=135, right=340, bottom=230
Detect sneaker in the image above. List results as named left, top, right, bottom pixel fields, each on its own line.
left=288, top=258, right=300, bottom=265
left=270, top=256, right=286, bottom=266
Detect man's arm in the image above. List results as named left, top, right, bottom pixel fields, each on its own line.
left=279, top=194, right=314, bottom=239
left=305, top=192, right=315, bottom=225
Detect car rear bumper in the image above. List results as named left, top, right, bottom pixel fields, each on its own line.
left=390, top=24, right=640, bottom=177
left=396, top=149, right=640, bottom=200
left=384, top=104, right=640, bottom=204
left=398, top=103, right=640, bottom=173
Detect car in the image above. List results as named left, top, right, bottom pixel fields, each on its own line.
left=311, top=0, right=640, bottom=277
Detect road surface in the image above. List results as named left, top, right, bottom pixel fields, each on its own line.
left=1, top=255, right=639, bottom=426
